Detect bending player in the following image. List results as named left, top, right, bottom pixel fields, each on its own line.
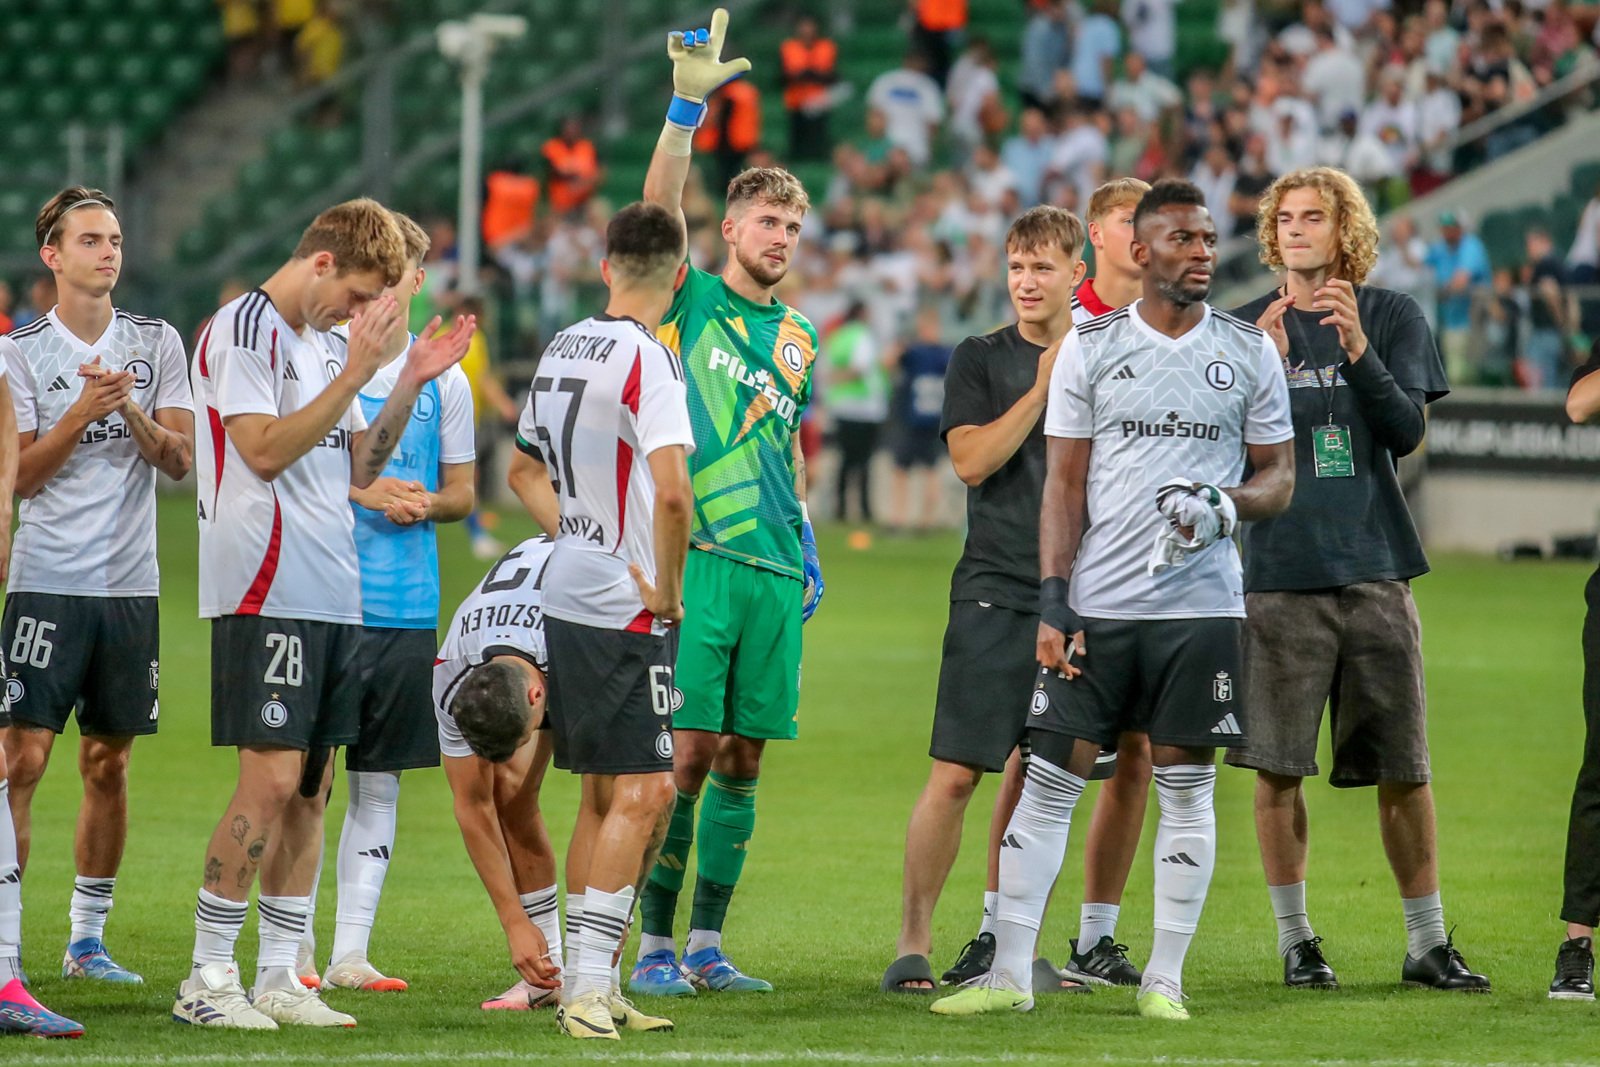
left=174, top=200, right=473, bottom=1030
left=633, top=8, right=825, bottom=997
left=515, top=200, right=694, bottom=1040
left=1, top=187, right=193, bottom=988
left=932, top=180, right=1294, bottom=1021
left=295, top=212, right=477, bottom=993
left=433, top=535, right=563, bottom=1011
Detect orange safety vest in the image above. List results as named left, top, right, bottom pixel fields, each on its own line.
left=916, top=0, right=966, bottom=31
left=780, top=38, right=837, bottom=111
left=482, top=170, right=539, bottom=247
left=541, top=137, right=599, bottom=214
left=693, top=80, right=761, bottom=153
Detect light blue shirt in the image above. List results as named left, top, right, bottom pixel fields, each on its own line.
left=1425, top=235, right=1490, bottom=332
left=1071, top=14, right=1122, bottom=100
left=1001, top=135, right=1055, bottom=206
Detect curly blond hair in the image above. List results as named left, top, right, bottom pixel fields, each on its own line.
left=1255, top=167, right=1379, bottom=285
left=725, top=167, right=811, bottom=217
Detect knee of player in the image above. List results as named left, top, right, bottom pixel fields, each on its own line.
left=927, top=759, right=983, bottom=802
left=79, top=741, right=133, bottom=791
left=616, top=772, right=678, bottom=822
left=5, top=730, right=53, bottom=788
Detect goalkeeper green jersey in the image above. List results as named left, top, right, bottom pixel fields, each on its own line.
left=657, top=265, right=817, bottom=580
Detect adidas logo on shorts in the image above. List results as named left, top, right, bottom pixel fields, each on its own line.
left=1210, top=713, right=1242, bottom=736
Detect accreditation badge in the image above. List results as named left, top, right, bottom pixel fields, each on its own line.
left=1312, top=424, right=1354, bottom=478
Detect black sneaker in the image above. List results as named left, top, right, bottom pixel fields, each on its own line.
left=1402, top=934, right=1491, bottom=993
left=1064, top=936, right=1142, bottom=987
left=940, top=932, right=995, bottom=986
left=1283, top=936, right=1339, bottom=989
left=1550, top=937, right=1595, bottom=1001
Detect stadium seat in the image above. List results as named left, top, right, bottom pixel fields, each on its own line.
left=1572, top=161, right=1600, bottom=203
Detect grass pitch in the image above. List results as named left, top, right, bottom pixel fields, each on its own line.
left=4, top=498, right=1598, bottom=1064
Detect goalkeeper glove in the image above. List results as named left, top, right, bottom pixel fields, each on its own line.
left=665, top=7, right=752, bottom=131
left=801, top=514, right=824, bottom=623
left=1154, top=478, right=1237, bottom=547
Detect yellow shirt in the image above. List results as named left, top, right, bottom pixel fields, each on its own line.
left=295, top=15, right=343, bottom=84
left=275, top=0, right=314, bottom=30
left=457, top=330, right=490, bottom=424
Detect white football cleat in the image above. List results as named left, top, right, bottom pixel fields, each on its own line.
left=325, top=956, right=408, bottom=992
left=556, top=990, right=619, bottom=1040
left=250, top=982, right=357, bottom=1028
left=172, top=962, right=278, bottom=1029
left=481, top=978, right=559, bottom=1010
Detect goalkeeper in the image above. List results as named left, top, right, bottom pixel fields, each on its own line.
left=629, top=8, right=825, bottom=997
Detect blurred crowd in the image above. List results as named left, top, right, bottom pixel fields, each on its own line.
left=218, top=0, right=347, bottom=91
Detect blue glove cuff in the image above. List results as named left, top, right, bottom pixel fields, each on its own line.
left=666, top=94, right=707, bottom=130
left=801, top=520, right=816, bottom=547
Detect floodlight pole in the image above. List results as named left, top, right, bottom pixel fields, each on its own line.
left=438, top=14, right=527, bottom=298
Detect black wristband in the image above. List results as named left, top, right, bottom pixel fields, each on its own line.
left=1039, top=576, right=1083, bottom=634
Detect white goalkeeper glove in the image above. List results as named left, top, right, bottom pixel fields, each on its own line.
left=664, top=8, right=752, bottom=131
left=1155, top=478, right=1237, bottom=547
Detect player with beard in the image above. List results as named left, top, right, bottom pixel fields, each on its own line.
left=630, top=8, right=825, bottom=996
left=932, top=179, right=1294, bottom=1021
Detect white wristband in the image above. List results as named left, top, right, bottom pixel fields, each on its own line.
left=800, top=503, right=810, bottom=523
left=657, top=121, right=694, bottom=158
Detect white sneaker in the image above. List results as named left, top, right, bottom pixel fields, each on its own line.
left=471, top=533, right=505, bottom=560
left=295, top=942, right=322, bottom=990
left=250, top=982, right=357, bottom=1028
left=481, top=978, right=559, bottom=1010
left=556, top=989, right=619, bottom=1040
left=325, top=956, right=407, bottom=992
left=172, top=962, right=278, bottom=1029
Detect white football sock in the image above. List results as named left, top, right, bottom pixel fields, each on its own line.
left=563, top=893, right=584, bottom=1000
left=302, top=834, right=324, bottom=961
left=256, top=894, right=310, bottom=989
left=1145, top=765, right=1217, bottom=991
left=68, top=875, right=115, bottom=944
left=1269, top=881, right=1315, bottom=956
left=520, top=885, right=563, bottom=972
left=576, top=886, right=632, bottom=999
left=978, top=891, right=999, bottom=937
left=1076, top=901, right=1120, bottom=954
left=685, top=928, right=721, bottom=956
left=0, top=782, right=21, bottom=972
left=330, top=770, right=400, bottom=964
left=192, top=888, right=247, bottom=969
left=638, top=932, right=675, bottom=958
left=1402, top=891, right=1446, bottom=958
left=993, top=756, right=1085, bottom=990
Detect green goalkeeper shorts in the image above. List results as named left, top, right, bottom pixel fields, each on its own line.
left=673, top=548, right=803, bottom=740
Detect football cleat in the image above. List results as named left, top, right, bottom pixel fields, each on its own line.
left=1550, top=937, right=1596, bottom=1001
left=481, top=978, right=560, bottom=1011
left=0, top=978, right=84, bottom=1038
left=682, top=946, right=771, bottom=992
left=324, top=956, right=407, bottom=992
left=940, top=932, right=995, bottom=986
left=610, top=992, right=674, bottom=1032
left=1283, top=936, right=1339, bottom=990
left=1065, top=936, right=1143, bottom=987
left=1136, top=977, right=1190, bottom=1021
left=556, top=990, right=619, bottom=1040
left=628, top=949, right=697, bottom=996
left=929, top=971, right=1034, bottom=1016
left=295, top=941, right=322, bottom=990
left=62, top=937, right=144, bottom=984
left=250, top=982, right=357, bottom=1027
left=172, top=962, right=277, bottom=1029
left=1402, top=934, right=1490, bottom=992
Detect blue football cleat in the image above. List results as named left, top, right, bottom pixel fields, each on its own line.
left=628, top=949, right=697, bottom=997
left=62, top=938, right=144, bottom=984
left=682, top=946, right=772, bottom=993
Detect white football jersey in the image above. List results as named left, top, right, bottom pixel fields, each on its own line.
left=515, top=314, right=695, bottom=632
left=432, top=536, right=553, bottom=759
left=3, top=309, right=193, bottom=596
left=193, top=289, right=368, bottom=623
left=1045, top=301, right=1293, bottom=619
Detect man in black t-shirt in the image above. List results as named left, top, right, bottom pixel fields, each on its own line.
left=1522, top=229, right=1571, bottom=390
left=1553, top=340, right=1600, bottom=1001
left=1231, top=167, right=1487, bottom=994
left=882, top=206, right=1096, bottom=994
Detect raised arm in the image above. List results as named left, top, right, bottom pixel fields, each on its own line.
left=946, top=335, right=1063, bottom=487
left=646, top=6, right=752, bottom=230
left=349, top=313, right=476, bottom=490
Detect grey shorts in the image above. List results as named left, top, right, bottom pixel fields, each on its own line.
left=1226, top=580, right=1429, bottom=787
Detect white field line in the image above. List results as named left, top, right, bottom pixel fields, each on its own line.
left=5, top=1052, right=1599, bottom=1067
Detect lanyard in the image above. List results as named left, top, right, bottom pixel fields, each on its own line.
left=1284, top=301, right=1338, bottom=425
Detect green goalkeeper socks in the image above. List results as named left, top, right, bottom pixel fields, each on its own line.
left=689, top=772, right=758, bottom=934
left=641, top=789, right=698, bottom=939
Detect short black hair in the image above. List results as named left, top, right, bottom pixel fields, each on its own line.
left=450, top=660, right=532, bottom=763
left=606, top=201, right=686, bottom=287
left=1132, top=179, right=1209, bottom=237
